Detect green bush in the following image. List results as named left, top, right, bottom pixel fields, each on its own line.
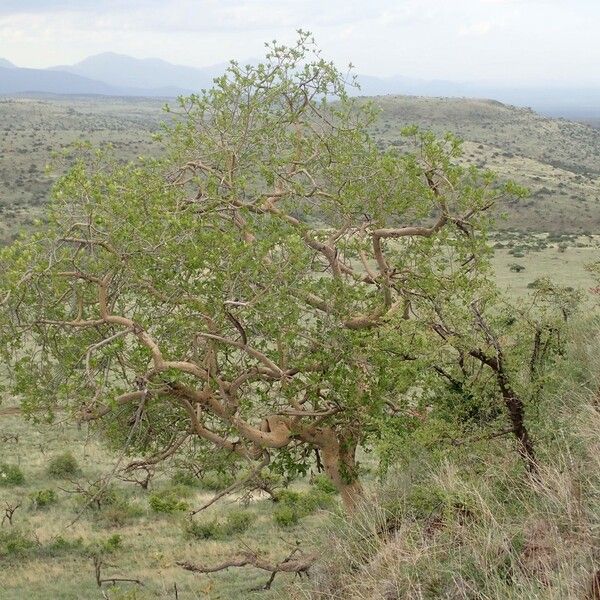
left=73, top=482, right=119, bottom=511
left=299, top=489, right=334, bottom=514
left=273, top=487, right=335, bottom=527
left=312, top=474, right=338, bottom=495
left=42, top=536, right=85, bottom=558
left=30, top=488, right=57, bottom=509
left=275, top=489, right=302, bottom=504
left=273, top=504, right=300, bottom=527
left=148, top=489, right=189, bottom=513
left=0, top=463, right=24, bottom=486
left=0, top=529, right=37, bottom=558
left=186, top=518, right=222, bottom=540
left=171, top=469, right=200, bottom=487
left=222, top=510, right=253, bottom=535
left=47, top=452, right=80, bottom=479
left=185, top=510, right=254, bottom=539
left=99, top=500, right=144, bottom=527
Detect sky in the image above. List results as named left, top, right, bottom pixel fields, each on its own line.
left=0, top=0, right=598, bottom=86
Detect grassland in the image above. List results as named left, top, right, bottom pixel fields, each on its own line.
left=0, top=403, right=329, bottom=599
left=1, top=93, right=599, bottom=599
left=0, top=243, right=597, bottom=599
left=1, top=93, right=600, bottom=243
left=0, top=96, right=162, bottom=244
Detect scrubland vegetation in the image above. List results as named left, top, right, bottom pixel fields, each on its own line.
left=0, top=34, right=599, bottom=598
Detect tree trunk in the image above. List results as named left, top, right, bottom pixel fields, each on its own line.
left=470, top=348, right=538, bottom=475
left=319, top=432, right=364, bottom=512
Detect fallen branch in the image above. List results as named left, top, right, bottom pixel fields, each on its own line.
left=93, top=556, right=144, bottom=588
left=177, top=548, right=316, bottom=590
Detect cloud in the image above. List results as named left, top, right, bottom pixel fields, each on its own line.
left=459, top=20, right=492, bottom=36
left=1, top=0, right=599, bottom=86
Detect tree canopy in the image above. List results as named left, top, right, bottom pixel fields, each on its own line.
left=1, top=33, right=548, bottom=510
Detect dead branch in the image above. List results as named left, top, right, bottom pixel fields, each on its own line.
left=177, top=548, right=315, bottom=590
left=2, top=501, right=21, bottom=526
left=93, top=556, right=144, bottom=588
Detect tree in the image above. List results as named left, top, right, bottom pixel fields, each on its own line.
left=424, top=279, right=581, bottom=474
left=0, top=33, right=514, bottom=511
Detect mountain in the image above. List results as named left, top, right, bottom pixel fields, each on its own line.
left=0, top=65, right=194, bottom=97
left=2, top=51, right=600, bottom=119
left=0, top=66, right=125, bottom=96
left=52, top=52, right=225, bottom=94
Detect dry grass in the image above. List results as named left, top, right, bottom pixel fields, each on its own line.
left=286, top=322, right=600, bottom=600
left=0, top=407, right=330, bottom=599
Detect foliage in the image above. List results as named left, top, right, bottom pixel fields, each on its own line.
left=185, top=510, right=254, bottom=540
left=286, top=327, right=600, bottom=599
left=148, top=489, right=189, bottom=513
left=46, top=452, right=80, bottom=479
left=273, top=486, right=335, bottom=526
left=0, top=34, right=534, bottom=510
left=273, top=504, right=300, bottom=528
left=171, top=469, right=200, bottom=488
left=0, top=528, right=37, bottom=558
left=311, top=473, right=339, bottom=495
left=29, top=488, right=57, bottom=509
left=0, top=463, right=25, bottom=486
left=198, top=471, right=235, bottom=492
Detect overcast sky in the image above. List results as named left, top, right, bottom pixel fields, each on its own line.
left=0, top=0, right=597, bottom=85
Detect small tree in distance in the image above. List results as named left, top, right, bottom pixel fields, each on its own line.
left=0, top=33, right=519, bottom=511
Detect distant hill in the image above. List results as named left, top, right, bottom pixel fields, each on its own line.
left=52, top=52, right=224, bottom=94
left=0, top=66, right=126, bottom=96
left=0, top=95, right=598, bottom=237
left=356, top=77, right=600, bottom=120
left=369, top=96, right=600, bottom=232
left=1, top=52, right=600, bottom=119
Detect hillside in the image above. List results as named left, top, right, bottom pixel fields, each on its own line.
left=371, top=96, right=600, bottom=232
left=1, top=94, right=599, bottom=242
left=0, top=96, right=162, bottom=244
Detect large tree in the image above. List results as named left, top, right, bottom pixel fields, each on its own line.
left=0, top=34, right=513, bottom=510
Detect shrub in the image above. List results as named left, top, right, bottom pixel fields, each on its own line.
left=73, top=482, right=119, bottom=511
left=509, top=263, right=526, bottom=273
left=312, top=474, right=338, bottom=495
left=30, top=488, right=57, bottom=509
left=148, top=489, right=189, bottom=513
left=47, top=452, right=80, bottom=478
left=45, top=536, right=84, bottom=557
left=272, top=485, right=336, bottom=527
left=0, top=529, right=37, bottom=559
left=99, top=500, right=143, bottom=527
left=171, top=469, right=200, bottom=487
left=185, top=519, right=222, bottom=540
left=185, top=510, right=254, bottom=540
left=275, top=489, right=302, bottom=505
left=0, top=463, right=25, bottom=486
left=299, top=489, right=335, bottom=514
left=273, top=504, right=300, bottom=527
left=222, top=510, right=253, bottom=535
